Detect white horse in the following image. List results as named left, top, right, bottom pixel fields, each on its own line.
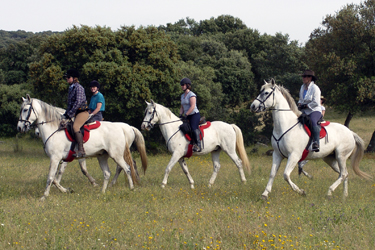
left=141, top=100, right=250, bottom=188
left=17, top=95, right=138, bottom=200
left=250, top=79, right=371, bottom=199
left=35, top=124, right=148, bottom=188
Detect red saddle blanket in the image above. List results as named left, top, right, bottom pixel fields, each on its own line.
left=65, top=121, right=101, bottom=143
left=184, top=121, right=211, bottom=158
left=64, top=121, right=101, bottom=162
left=299, top=121, right=330, bottom=162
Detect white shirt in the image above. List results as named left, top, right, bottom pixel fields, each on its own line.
left=298, top=81, right=321, bottom=115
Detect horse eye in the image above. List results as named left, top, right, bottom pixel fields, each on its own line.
left=23, top=108, right=28, bottom=112
left=264, top=92, right=269, bottom=95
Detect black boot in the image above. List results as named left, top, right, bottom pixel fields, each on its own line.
left=73, top=131, right=86, bottom=158
left=192, top=129, right=201, bottom=152
left=311, top=126, right=321, bottom=152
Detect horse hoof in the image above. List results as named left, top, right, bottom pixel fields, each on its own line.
left=161, top=184, right=165, bottom=189
left=67, top=188, right=74, bottom=193
left=208, top=184, right=212, bottom=188
left=242, top=180, right=247, bottom=185
left=40, top=196, right=46, bottom=202
left=261, top=195, right=268, bottom=200
left=301, top=190, right=306, bottom=196
left=190, top=184, right=195, bottom=189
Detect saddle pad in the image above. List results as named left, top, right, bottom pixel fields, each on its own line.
left=303, top=121, right=330, bottom=138
left=184, top=121, right=211, bottom=141
left=64, top=150, right=76, bottom=162
left=65, top=120, right=101, bottom=143
left=184, top=144, right=193, bottom=158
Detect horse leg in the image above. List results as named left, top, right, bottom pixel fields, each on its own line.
left=78, top=159, right=99, bottom=187
left=161, top=152, right=185, bottom=188
left=41, top=158, right=61, bottom=201
left=109, top=165, right=122, bottom=187
left=298, top=160, right=313, bottom=179
left=326, top=156, right=349, bottom=197
left=226, top=150, right=247, bottom=184
left=322, top=155, right=348, bottom=197
left=54, top=161, right=67, bottom=185
left=97, top=155, right=111, bottom=193
left=208, top=150, right=222, bottom=187
left=262, top=152, right=283, bottom=200
left=283, top=156, right=306, bottom=196
left=178, top=158, right=195, bottom=189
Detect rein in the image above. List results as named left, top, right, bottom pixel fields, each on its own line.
left=272, top=121, right=300, bottom=158
left=144, top=106, right=184, bottom=150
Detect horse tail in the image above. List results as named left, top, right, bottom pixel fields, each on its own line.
left=124, top=140, right=138, bottom=185
left=231, top=124, right=251, bottom=174
left=131, top=126, right=148, bottom=174
left=351, top=132, right=372, bottom=180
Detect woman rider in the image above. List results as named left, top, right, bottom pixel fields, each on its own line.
left=179, top=78, right=201, bottom=152
left=298, top=69, right=322, bottom=152
left=88, top=80, right=105, bottom=123
left=61, top=69, right=89, bottom=158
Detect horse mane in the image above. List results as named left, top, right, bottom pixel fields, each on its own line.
left=262, top=81, right=301, bottom=117
left=33, top=98, right=62, bottom=127
left=277, top=85, right=301, bottom=117
left=155, top=103, right=174, bottom=119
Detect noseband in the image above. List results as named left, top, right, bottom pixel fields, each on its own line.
left=18, top=101, right=38, bottom=129
left=255, top=86, right=276, bottom=111
left=143, top=106, right=157, bottom=129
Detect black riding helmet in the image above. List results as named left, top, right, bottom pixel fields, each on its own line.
left=180, top=78, right=191, bottom=86
left=89, top=80, right=100, bottom=89
left=63, top=68, right=80, bottom=78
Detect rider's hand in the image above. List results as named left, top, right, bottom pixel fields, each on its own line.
left=61, top=114, right=68, bottom=120
left=298, top=104, right=307, bottom=111
left=179, top=114, right=186, bottom=119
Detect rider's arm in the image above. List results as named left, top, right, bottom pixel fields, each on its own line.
left=91, top=102, right=102, bottom=115
left=186, top=96, right=196, bottom=116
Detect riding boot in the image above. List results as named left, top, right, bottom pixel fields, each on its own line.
left=73, top=131, right=86, bottom=158
left=192, top=129, right=201, bottom=152
left=311, top=125, right=321, bottom=152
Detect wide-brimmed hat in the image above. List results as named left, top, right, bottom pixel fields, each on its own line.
left=321, top=96, right=326, bottom=104
left=301, top=70, right=317, bottom=81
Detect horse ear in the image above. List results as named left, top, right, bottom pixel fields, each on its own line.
left=269, top=78, right=276, bottom=87
left=145, top=100, right=150, bottom=105
left=26, top=94, right=31, bottom=102
left=150, top=99, right=156, bottom=106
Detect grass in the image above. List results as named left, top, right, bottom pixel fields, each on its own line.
left=1, top=109, right=375, bottom=249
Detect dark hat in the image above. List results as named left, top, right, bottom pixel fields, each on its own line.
left=320, top=96, right=326, bottom=104
left=64, top=68, right=80, bottom=78
left=180, top=78, right=191, bottom=86
left=301, top=70, right=317, bottom=81
left=89, top=80, right=100, bottom=89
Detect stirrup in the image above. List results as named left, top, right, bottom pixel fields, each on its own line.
left=73, top=151, right=86, bottom=158
left=311, top=142, right=319, bottom=152
left=193, top=144, right=201, bottom=152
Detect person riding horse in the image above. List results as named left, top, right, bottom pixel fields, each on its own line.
left=297, top=70, right=322, bottom=152
left=61, top=69, right=89, bottom=158
left=179, top=78, right=201, bottom=152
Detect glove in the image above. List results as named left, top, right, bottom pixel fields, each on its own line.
left=61, top=114, right=68, bottom=120
left=298, top=104, right=307, bottom=111
left=179, top=114, right=186, bottom=119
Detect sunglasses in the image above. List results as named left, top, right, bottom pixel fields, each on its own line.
left=302, top=75, right=312, bottom=78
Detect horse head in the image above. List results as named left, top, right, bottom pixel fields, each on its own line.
left=141, top=100, right=158, bottom=131
left=250, top=79, right=277, bottom=113
left=17, top=94, right=37, bottom=133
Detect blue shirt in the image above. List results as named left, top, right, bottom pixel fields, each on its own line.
left=181, top=91, right=199, bottom=115
left=89, top=92, right=105, bottom=112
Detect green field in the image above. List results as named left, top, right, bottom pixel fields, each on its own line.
left=1, top=108, right=375, bottom=249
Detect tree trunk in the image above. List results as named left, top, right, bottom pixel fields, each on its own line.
left=344, top=112, right=353, bottom=128
left=366, top=131, right=375, bottom=152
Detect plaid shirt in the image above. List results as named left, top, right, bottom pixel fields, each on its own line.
left=65, top=82, right=87, bottom=118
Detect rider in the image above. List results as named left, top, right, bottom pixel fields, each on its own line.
left=61, top=68, right=89, bottom=158
left=179, top=78, right=201, bottom=152
left=298, top=69, right=322, bottom=152
left=88, top=80, right=105, bottom=123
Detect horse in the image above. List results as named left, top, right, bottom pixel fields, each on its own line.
left=35, top=123, right=148, bottom=188
left=250, top=79, right=371, bottom=199
left=17, top=94, right=138, bottom=201
left=141, top=100, right=250, bottom=188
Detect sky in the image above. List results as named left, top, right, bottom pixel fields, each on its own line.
left=1, top=0, right=364, bottom=45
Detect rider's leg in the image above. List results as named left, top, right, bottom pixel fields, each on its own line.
left=188, top=113, right=201, bottom=152
left=309, top=111, right=321, bottom=152
left=73, top=111, right=89, bottom=158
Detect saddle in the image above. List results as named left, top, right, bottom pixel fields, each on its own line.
left=180, top=120, right=211, bottom=158
left=63, top=121, right=101, bottom=162
left=298, top=114, right=330, bottom=162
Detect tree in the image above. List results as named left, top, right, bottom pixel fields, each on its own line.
left=305, top=0, right=375, bottom=126
left=28, top=25, right=181, bottom=126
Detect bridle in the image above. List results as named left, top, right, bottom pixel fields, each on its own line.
left=255, top=86, right=293, bottom=112
left=18, top=100, right=56, bottom=129
left=18, top=100, right=61, bottom=148
left=143, top=105, right=185, bottom=150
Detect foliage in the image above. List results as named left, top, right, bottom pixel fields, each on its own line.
left=305, top=0, right=375, bottom=113
left=28, top=25, right=181, bottom=125
left=0, top=83, right=33, bottom=136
